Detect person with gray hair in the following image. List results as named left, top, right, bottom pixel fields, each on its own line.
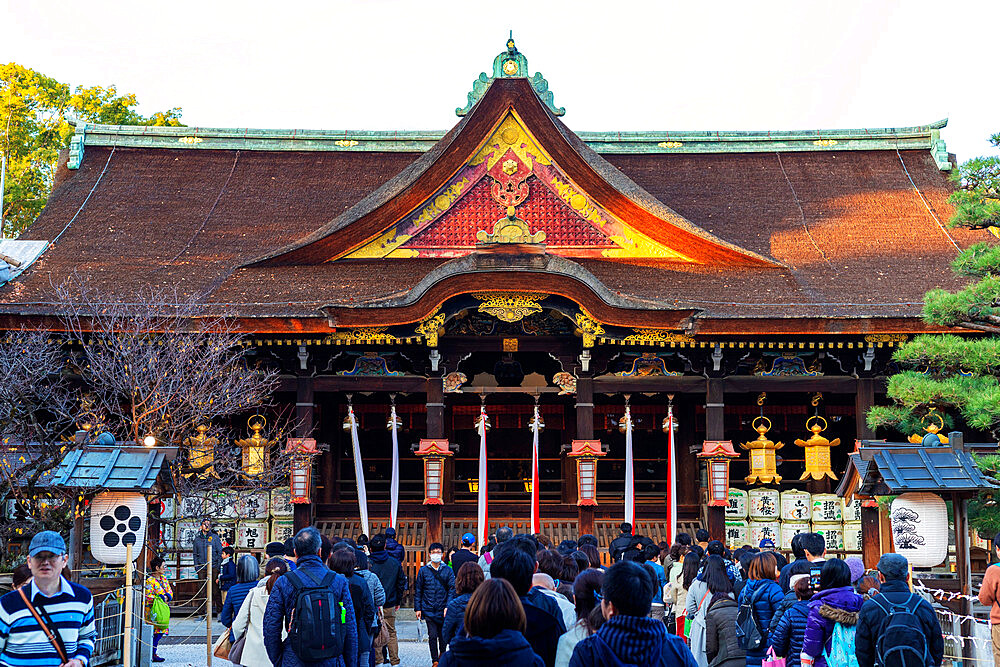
left=479, top=525, right=513, bottom=579
left=220, top=554, right=262, bottom=632
left=855, top=553, right=943, bottom=667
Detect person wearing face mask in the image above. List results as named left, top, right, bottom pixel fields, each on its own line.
left=415, top=542, right=455, bottom=666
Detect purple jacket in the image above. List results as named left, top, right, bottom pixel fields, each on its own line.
left=801, top=586, right=863, bottom=667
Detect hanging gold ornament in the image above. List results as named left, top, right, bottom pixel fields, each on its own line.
left=235, top=416, right=272, bottom=476
left=740, top=416, right=783, bottom=484
left=794, top=416, right=840, bottom=481
left=184, top=424, right=218, bottom=478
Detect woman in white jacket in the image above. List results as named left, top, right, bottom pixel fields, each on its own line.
left=554, top=569, right=604, bottom=667
left=231, top=557, right=288, bottom=667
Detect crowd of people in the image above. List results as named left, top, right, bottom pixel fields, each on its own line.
left=0, top=523, right=959, bottom=667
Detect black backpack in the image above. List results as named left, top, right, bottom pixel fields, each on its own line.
left=872, top=593, right=931, bottom=667
left=735, top=585, right=767, bottom=651
left=286, top=569, right=347, bottom=662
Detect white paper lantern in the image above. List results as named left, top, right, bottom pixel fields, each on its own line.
left=890, top=492, right=948, bottom=567
left=725, top=520, right=749, bottom=549
left=813, top=522, right=845, bottom=551
left=726, top=488, right=748, bottom=519
left=844, top=521, right=863, bottom=552
left=90, top=491, right=147, bottom=564
left=237, top=522, right=268, bottom=550
left=812, top=494, right=843, bottom=523
left=780, top=490, right=812, bottom=521
left=270, top=487, right=294, bottom=517
left=271, top=520, right=295, bottom=544
left=750, top=520, right=780, bottom=547
left=781, top=522, right=811, bottom=549
left=842, top=497, right=863, bottom=523
left=749, top=488, right=780, bottom=520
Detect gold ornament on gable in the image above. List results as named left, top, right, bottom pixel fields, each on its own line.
left=472, top=292, right=547, bottom=323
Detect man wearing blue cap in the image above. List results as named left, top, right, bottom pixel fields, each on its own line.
left=0, top=530, right=96, bottom=667
left=450, top=533, right=479, bottom=574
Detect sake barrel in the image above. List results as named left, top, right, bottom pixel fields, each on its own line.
left=750, top=520, right=780, bottom=547
left=726, top=488, right=749, bottom=519
left=725, top=520, right=749, bottom=549
left=237, top=521, right=268, bottom=550
left=780, top=489, right=812, bottom=521
left=844, top=521, right=863, bottom=552
left=780, top=522, right=811, bottom=550
left=812, top=494, right=843, bottom=523
left=749, top=488, right=780, bottom=520
left=813, top=522, right=845, bottom=551
left=842, top=497, right=863, bottom=523
left=890, top=492, right=948, bottom=567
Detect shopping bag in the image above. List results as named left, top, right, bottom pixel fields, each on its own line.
left=212, top=630, right=232, bottom=660
left=763, top=646, right=786, bottom=667
left=149, top=596, right=170, bottom=631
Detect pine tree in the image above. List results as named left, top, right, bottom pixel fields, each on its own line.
left=869, top=133, right=1000, bottom=437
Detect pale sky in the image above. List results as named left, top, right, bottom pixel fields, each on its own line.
left=3, top=0, right=998, bottom=163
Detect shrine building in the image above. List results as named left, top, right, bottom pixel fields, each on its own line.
left=0, top=38, right=983, bottom=561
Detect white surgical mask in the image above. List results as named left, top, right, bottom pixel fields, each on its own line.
left=430, top=554, right=442, bottom=564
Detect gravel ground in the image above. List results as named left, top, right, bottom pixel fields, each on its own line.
left=157, top=639, right=436, bottom=667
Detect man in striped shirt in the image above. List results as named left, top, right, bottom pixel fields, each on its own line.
left=0, top=531, right=96, bottom=667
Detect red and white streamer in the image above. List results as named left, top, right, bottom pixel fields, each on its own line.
left=530, top=405, right=541, bottom=534
left=389, top=405, right=400, bottom=530
left=477, top=407, right=489, bottom=547
left=624, top=406, right=634, bottom=533
left=666, top=404, right=677, bottom=545
left=348, top=406, right=370, bottom=538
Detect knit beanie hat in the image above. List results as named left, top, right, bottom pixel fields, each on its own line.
left=845, top=556, right=865, bottom=583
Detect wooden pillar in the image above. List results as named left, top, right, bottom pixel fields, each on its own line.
left=69, top=513, right=85, bottom=584
left=954, top=494, right=973, bottom=662
left=861, top=505, right=881, bottom=569
left=294, top=377, right=315, bottom=532
left=677, top=396, right=698, bottom=507
left=576, top=377, right=595, bottom=535
left=426, top=377, right=445, bottom=544
left=855, top=378, right=875, bottom=440
left=706, top=379, right=725, bottom=540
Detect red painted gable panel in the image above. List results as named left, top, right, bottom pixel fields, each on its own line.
left=406, top=176, right=615, bottom=248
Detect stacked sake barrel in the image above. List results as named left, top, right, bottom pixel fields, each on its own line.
left=724, top=487, right=863, bottom=553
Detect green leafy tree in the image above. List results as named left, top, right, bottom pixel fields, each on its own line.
left=1, top=63, right=183, bottom=237
left=868, top=133, right=1000, bottom=534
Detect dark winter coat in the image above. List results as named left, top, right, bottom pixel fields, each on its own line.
left=450, top=548, right=479, bottom=574
left=414, top=563, right=455, bottom=619
left=262, top=554, right=358, bottom=667
left=218, top=559, right=237, bottom=591
left=736, top=578, right=784, bottom=667
left=220, top=581, right=257, bottom=628
left=369, top=550, right=405, bottom=608
left=384, top=537, right=405, bottom=563
left=569, top=615, right=699, bottom=667
left=768, top=599, right=810, bottom=667
left=347, top=571, right=375, bottom=653
left=438, top=628, right=544, bottom=667
left=855, top=579, right=944, bottom=667
left=442, top=593, right=472, bottom=646
left=705, top=596, right=745, bottom=667
left=522, top=597, right=563, bottom=667
left=802, top=586, right=864, bottom=667
left=768, top=590, right=799, bottom=635
left=192, top=529, right=223, bottom=572
left=778, top=558, right=809, bottom=594
left=526, top=587, right=567, bottom=633
left=609, top=533, right=635, bottom=562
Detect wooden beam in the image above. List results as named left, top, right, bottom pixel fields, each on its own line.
left=861, top=506, right=881, bottom=569
left=594, top=377, right=706, bottom=394
left=722, top=376, right=859, bottom=393
left=953, top=494, right=973, bottom=664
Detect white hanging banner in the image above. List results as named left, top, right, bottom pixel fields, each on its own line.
left=389, top=405, right=400, bottom=530
left=666, top=404, right=677, bottom=545
left=530, top=405, right=540, bottom=534
left=624, top=406, right=635, bottom=533
left=349, top=406, right=370, bottom=537
left=477, top=407, right=489, bottom=548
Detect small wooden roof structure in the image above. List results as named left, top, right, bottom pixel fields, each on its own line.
left=837, top=434, right=998, bottom=498
left=42, top=445, right=177, bottom=492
